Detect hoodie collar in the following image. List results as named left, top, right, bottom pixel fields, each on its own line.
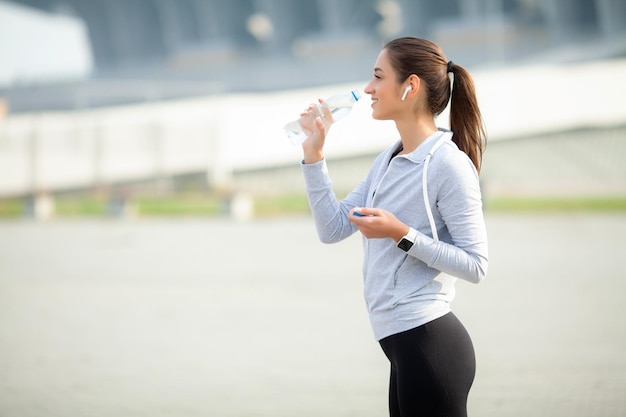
left=400, top=128, right=453, bottom=163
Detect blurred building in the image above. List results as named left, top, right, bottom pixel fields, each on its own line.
left=7, top=0, right=626, bottom=70
left=0, top=0, right=625, bottom=215
left=2, top=0, right=625, bottom=111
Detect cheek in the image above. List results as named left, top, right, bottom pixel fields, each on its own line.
left=372, top=94, right=402, bottom=120
left=371, top=100, right=391, bottom=120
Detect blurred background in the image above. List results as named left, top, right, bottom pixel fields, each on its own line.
left=0, top=1, right=625, bottom=416
left=0, top=0, right=625, bottom=217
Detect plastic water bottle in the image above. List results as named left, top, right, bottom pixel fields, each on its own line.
left=284, top=90, right=361, bottom=144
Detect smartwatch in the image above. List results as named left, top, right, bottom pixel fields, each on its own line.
left=396, top=227, right=418, bottom=252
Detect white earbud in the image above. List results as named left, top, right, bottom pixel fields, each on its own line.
left=401, top=85, right=412, bottom=101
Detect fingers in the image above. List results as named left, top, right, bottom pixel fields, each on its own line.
left=298, top=102, right=334, bottom=140
left=349, top=208, right=377, bottom=238
left=301, top=102, right=321, bottom=116
left=301, top=100, right=331, bottom=120
left=314, top=116, right=324, bottom=130
left=351, top=207, right=376, bottom=217
left=318, top=99, right=334, bottom=121
left=349, top=208, right=364, bottom=218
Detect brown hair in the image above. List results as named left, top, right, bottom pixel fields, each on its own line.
left=384, top=37, right=486, bottom=173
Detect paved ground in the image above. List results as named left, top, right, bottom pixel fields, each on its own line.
left=1, top=213, right=625, bottom=417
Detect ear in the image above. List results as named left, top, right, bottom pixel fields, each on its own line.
left=408, top=74, right=421, bottom=95
left=401, top=74, right=421, bottom=101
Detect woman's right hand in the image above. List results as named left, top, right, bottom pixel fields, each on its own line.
left=301, top=99, right=332, bottom=164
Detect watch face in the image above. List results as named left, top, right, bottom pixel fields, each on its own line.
left=398, top=238, right=413, bottom=252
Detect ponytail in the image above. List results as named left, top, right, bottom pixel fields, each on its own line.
left=448, top=63, right=486, bottom=173
left=384, top=37, right=487, bottom=173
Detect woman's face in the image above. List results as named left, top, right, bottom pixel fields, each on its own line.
left=364, top=49, right=404, bottom=121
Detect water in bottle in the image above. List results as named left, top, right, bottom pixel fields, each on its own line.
left=284, top=90, right=361, bottom=145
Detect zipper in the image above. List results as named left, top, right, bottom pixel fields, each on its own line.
left=370, top=155, right=408, bottom=206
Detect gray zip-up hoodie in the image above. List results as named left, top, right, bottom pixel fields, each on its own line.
left=301, top=129, right=488, bottom=341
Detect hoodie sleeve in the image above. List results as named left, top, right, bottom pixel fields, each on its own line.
left=408, top=149, right=488, bottom=284
left=301, top=158, right=364, bottom=243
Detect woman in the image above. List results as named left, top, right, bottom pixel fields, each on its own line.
left=298, top=37, right=488, bottom=417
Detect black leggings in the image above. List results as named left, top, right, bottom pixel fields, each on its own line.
left=379, top=312, right=476, bottom=417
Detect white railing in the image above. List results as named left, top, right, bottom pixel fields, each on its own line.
left=1, top=58, right=625, bottom=200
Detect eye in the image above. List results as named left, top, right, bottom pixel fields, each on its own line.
left=374, top=74, right=381, bottom=80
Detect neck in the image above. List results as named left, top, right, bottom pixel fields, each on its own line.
left=395, top=117, right=438, bottom=155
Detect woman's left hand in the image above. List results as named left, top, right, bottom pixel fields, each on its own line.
left=348, top=207, right=409, bottom=242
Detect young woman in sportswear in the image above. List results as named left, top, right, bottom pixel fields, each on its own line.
left=297, top=37, right=488, bottom=417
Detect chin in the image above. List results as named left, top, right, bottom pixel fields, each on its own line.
left=371, top=110, right=388, bottom=121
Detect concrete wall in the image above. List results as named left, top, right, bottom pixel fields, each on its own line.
left=1, top=58, right=625, bottom=203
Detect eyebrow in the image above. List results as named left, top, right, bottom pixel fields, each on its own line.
left=374, top=67, right=384, bottom=73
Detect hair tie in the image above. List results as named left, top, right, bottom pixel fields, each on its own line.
left=447, top=60, right=454, bottom=73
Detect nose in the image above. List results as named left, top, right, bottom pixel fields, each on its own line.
left=364, top=81, right=374, bottom=95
